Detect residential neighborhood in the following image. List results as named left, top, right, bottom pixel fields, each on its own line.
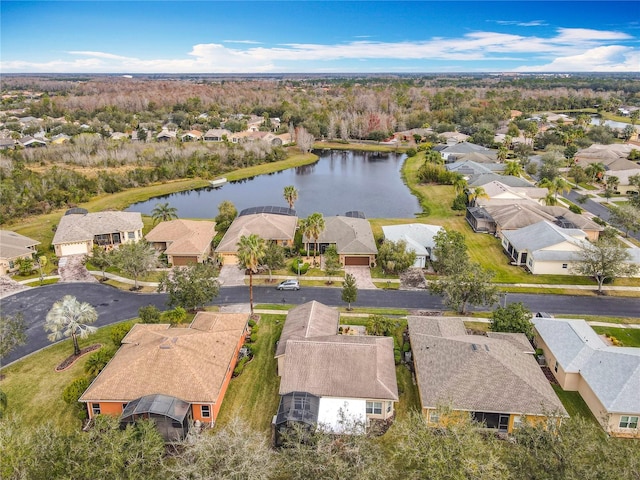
left=1, top=70, right=640, bottom=477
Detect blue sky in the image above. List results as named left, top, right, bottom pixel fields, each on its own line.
left=1, top=1, right=638, bottom=73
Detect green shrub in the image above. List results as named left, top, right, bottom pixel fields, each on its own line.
left=291, top=258, right=310, bottom=275
left=138, top=305, right=161, bottom=324
left=405, top=148, right=417, bottom=158
left=233, top=356, right=249, bottom=376
left=110, top=322, right=134, bottom=346
left=248, top=319, right=257, bottom=328
left=162, top=306, right=187, bottom=325
left=249, top=332, right=258, bottom=343
left=568, top=204, right=582, bottom=214
left=63, top=377, right=90, bottom=407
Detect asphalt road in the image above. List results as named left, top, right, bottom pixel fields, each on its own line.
left=2, top=282, right=640, bottom=367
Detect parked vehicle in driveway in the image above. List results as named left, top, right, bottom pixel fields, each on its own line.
left=276, top=279, right=300, bottom=290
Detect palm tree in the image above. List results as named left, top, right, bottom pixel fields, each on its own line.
left=151, top=202, right=178, bottom=225
left=504, top=160, right=523, bottom=177
left=283, top=185, right=298, bottom=210
left=299, top=218, right=312, bottom=256
left=539, top=177, right=571, bottom=203
left=497, top=145, right=509, bottom=162
left=467, top=187, right=489, bottom=206
left=236, top=234, right=266, bottom=315
left=45, top=295, right=98, bottom=356
left=452, top=174, right=468, bottom=195
left=585, top=163, right=606, bottom=183
left=306, top=213, right=325, bottom=265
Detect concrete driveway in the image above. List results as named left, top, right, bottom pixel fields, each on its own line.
left=218, top=265, right=246, bottom=286
left=344, top=266, right=376, bottom=289
left=58, top=255, right=97, bottom=283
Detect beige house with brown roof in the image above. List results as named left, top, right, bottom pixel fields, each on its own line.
left=0, top=230, right=40, bottom=275
left=145, top=219, right=216, bottom=266
left=215, top=209, right=297, bottom=265
left=308, top=214, right=378, bottom=267
left=273, top=301, right=398, bottom=441
left=80, top=312, right=249, bottom=441
left=408, top=316, right=567, bottom=434
left=52, top=210, right=143, bottom=257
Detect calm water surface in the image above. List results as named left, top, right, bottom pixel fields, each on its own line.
left=127, top=150, right=421, bottom=218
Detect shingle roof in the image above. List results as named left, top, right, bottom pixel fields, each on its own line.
left=501, top=221, right=587, bottom=253
left=309, top=216, right=377, bottom=255
left=0, top=230, right=40, bottom=259
left=409, top=316, right=566, bottom=416
left=80, top=312, right=248, bottom=404
left=467, top=173, right=534, bottom=188
left=275, top=301, right=339, bottom=357
left=446, top=160, right=505, bottom=175
left=381, top=223, right=443, bottom=257
left=279, top=336, right=398, bottom=401
left=145, top=219, right=216, bottom=256
left=52, top=211, right=143, bottom=245
left=215, top=212, right=297, bottom=253
left=533, top=318, right=640, bottom=413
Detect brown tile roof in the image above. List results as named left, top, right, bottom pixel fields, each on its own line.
left=80, top=312, right=248, bottom=404
left=275, top=301, right=339, bottom=357
left=52, top=211, right=143, bottom=245
left=408, top=316, right=567, bottom=417
left=145, top=219, right=216, bottom=256
left=279, top=336, right=398, bottom=401
left=215, top=213, right=297, bottom=254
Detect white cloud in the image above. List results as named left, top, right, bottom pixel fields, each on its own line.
left=496, top=20, right=547, bottom=27
left=1, top=27, right=637, bottom=73
left=515, top=45, right=640, bottom=72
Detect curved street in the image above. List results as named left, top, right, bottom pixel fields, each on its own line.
left=2, top=282, right=640, bottom=367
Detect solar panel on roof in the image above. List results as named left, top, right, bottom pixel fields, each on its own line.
left=344, top=211, right=365, bottom=219
left=239, top=206, right=296, bottom=217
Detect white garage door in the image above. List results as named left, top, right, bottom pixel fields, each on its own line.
left=60, top=242, right=90, bottom=256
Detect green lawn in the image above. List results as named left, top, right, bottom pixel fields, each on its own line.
left=552, top=385, right=599, bottom=426
left=591, top=326, right=640, bottom=347
left=395, top=364, right=421, bottom=420
left=0, top=324, right=127, bottom=432
left=215, top=313, right=284, bottom=433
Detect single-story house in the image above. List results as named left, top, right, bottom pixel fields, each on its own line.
left=203, top=128, right=232, bottom=142
left=215, top=207, right=298, bottom=265
left=52, top=209, right=143, bottom=257
left=381, top=223, right=444, bottom=268
left=180, top=130, right=203, bottom=142
left=472, top=181, right=548, bottom=205
left=18, top=136, right=47, bottom=148
left=466, top=201, right=603, bottom=241
left=409, top=316, right=567, bottom=433
left=0, top=138, right=17, bottom=149
left=0, top=230, right=40, bottom=275
left=466, top=173, right=535, bottom=189
left=51, top=133, right=72, bottom=145
left=145, top=219, right=216, bottom=266
left=446, top=160, right=506, bottom=176
left=79, top=312, right=249, bottom=441
left=439, top=142, right=496, bottom=163
left=308, top=213, right=378, bottom=267
left=156, top=130, right=176, bottom=142
left=273, top=301, right=398, bottom=443
left=500, top=220, right=588, bottom=275
left=575, top=144, right=640, bottom=194
left=533, top=317, right=640, bottom=437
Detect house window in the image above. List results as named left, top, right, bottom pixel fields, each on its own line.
left=128, top=232, right=135, bottom=240
left=554, top=361, right=559, bottom=373
left=366, top=401, right=382, bottom=415
left=429, top=412, right=440, bottom=424
left=294, top=397, right=309, bottom=411
left=513, top=415, right=523, bottom=429
left=562, top=263, right=568, bottom=269
left=619, top=416, right=638, bottom=429
left=387, top=402, right=392, bottom=413
left=9, top=261, right=14, bottom=269
left=201, top=405, right=211, bottom=418
left=91, top=403, right=101, bottom=416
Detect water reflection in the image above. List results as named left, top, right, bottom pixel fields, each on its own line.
left=127, top=150, right=420, bottom=219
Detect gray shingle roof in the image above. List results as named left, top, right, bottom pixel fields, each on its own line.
left=309, top=216, right=377, bottom=255
left=52, top=211, right=143, bottom=245
left=215, top=212, right=297, bottom=253
left=501, top=221, right=587, bottom=253
left=275, top=301, right=339, bottom=357
left=382, top=223, right=443, bottom=257
left=0, top=230, right=40, bottom=259
left=279, top=336, right=398, bottom=401
left=533, top=318, right=640, bottom=413
left=409, top=316, right=566, bottom=416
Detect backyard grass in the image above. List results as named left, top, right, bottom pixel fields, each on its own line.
left=314, top=141, right=407, bottom=153
left=552, top=385, right=600, bottom=426
left=395, top=364, right=421, bottom=420
left=402, top=153, right=457, bottom=219
left=556, top=314, right=640, bottom=325
left=591, top=326, right=640, bottom=348
left=0, top=324, right=126, bottom=432
left=215, top=313, right=284, bottom=433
